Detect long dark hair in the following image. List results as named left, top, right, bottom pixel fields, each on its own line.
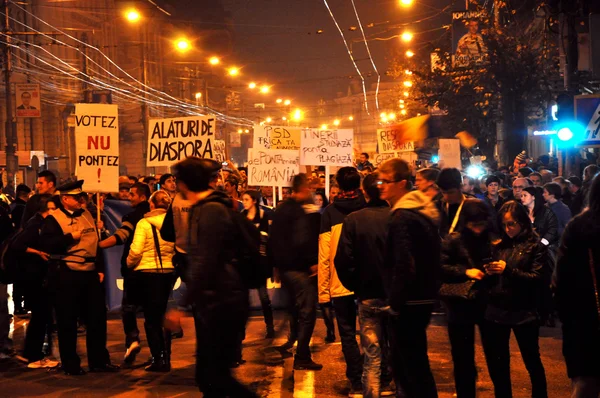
left=243, top=190, right=262, bottom=223
left=588, top=173, right=600, bottom=218
left=497, top=200, right=536, bottom=244
left=314, top=190, right=329, bottom=209
left=523, top=186, right=545, bottom=218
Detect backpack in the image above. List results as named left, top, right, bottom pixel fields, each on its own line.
left=230, top=209, right=265, bottom=289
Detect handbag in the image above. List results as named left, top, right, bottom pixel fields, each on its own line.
left=439, top=279, right=479, bottom=301
left=587, top=249, right=600, bottom=329
left=151, top=225, right=164, bottom=272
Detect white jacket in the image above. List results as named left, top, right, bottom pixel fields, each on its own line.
left=126, top=209, right=175, bottom=272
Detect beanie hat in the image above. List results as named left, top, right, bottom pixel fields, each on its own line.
left=515, top=151, right=527, bottom=163
left=485, top=175, right=501, bottom=187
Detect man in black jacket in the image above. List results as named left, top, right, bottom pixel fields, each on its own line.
left=99, top=182, right=151, bottom=365
left=269, top=173, right=323, bottom=371
left=379, top=159, right=441, bottom=398
left=169, top=157, right=256, bottom=397
left=336, top=172, right=394, bottom=397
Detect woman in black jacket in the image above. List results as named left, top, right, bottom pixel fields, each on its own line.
left=483, top=201, right=548, bottom=398
left=241, top=190, right=274, bottom=339
left=555, top=173, right=600, bottom=397
left=521, top=186, right=559, bottom=326
left=440, top=199, right=494, bottom=398
left=12, top=194, right=59, bottom=368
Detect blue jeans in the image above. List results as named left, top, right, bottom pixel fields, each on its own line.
left=281, top=271, right=317, bottom=360
left=358, top=299, right=393, bottom=398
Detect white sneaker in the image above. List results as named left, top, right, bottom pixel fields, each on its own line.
left=124, top=341, right=141, bottom=364
left=28, top=358, right=59, bottom=369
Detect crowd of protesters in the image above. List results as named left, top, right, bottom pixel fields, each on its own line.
left=0, top=149, right=600, bottom=398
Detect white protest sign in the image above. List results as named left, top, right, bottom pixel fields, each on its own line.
left=300, top=128, right=353, bottom=166
left=438, top=138, right=462, bottom=169
left=147, top=116, right=215, bottom=167
left=247, top=148, right=300, bottom=187
left=213, top=140, right=227, bottom=163
left=253, top=125, right=301, bottom=150
left=74, top=104, right=119, bottom=193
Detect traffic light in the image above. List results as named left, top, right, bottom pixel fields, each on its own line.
left=553, top=92, right=582, bottom=147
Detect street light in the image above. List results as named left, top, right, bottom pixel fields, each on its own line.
left=399, top=0, right=413, bottom=6
left=266, top=117, right=272, bottom=123
left=403, top=80, right=413, bottom=87
left=321, top=124, right=328, bottom=130
left=388, top=113, right=396, bottom=120
left=401, top=32, right=413, bottom=43
left=276, top=98, right=283, bottom=104
left=237, top=129, right=243, bottom=134
left=403, top=91, right=409, bottom=97
left=405, top=50, right=415, bottom=58
left=209, top=56, right=220, bottom=65
left=260, top=85, right=270, bottom=94
left=195, top=92, right=202, bottom=99
left=248, top=82, right=257, bottom=89
left=333, top=119, right=340, bottom=126
left=401, top=109, right=407, bottom=115
left=292, top=108, right=303, bottom=121
left=175, top=38, right=191, bottom=53
left=284, top=99, right=291, bottom=106
left=348, top=116, right=354, bottom=121
left=125, top=8, right=141, bottom=23
left=228, top=67, right=240, bottom=76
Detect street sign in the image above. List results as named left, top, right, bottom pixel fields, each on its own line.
left=575, top=94, right=600, bottom=145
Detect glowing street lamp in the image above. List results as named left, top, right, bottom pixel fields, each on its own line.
left=348, top=116, right=354, bottom=121
left=125, top=8, right=141, bottom=23
left=333, top=119, right=340, bottom=126
left=237, top=129, right=243, bottom=134
left=403, top=91, right=410, bottom=97
left=260, top=85, right=270, bottom=94
left=284, top=99, right=291, bottom=106
left=403, top=80, right=413, bottom=87
left=248, top=82, right=257, bottom=89
left=321, top=124, right=328, bottom=130
left=399, top=0, right=413, bottom=6
left=388, top=113, right=396, bottom=120
left=292, top=108, right=303, bottom=121
left=276, top=98, right=283, bottom=104
left=401, top=32, right=413, bottom=43
left=405, top=50, right=415, bottom=58
left=175, top=38, right=191, bottom=53
left=401, top=109, right=407, bottom=115
left=266, top=117, right=272, bottom=123
left=380, top=112, right=387, bottom=119
left=195, top=92, right=202, bottom=100
left=209, top=56, right=220, bottom=65
left=228, top=67, right=240, bottom=77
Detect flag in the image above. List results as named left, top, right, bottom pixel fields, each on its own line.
left=455, top=130, right=477, bottom=148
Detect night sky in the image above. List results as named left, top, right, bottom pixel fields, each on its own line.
left=171, top=0, right=453, bottom=107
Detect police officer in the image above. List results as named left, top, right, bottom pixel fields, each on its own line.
left=39, top=180, right=118, bottom=375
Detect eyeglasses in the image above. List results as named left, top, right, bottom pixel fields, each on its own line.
left=376, top=179, right=400, bottom=185
left=502, top=221, right=519, bottom=229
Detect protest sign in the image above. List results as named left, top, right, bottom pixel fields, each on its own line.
left=74, top=104, right=119, bottom=193
left=213, top=140, right=227, bottom=163
left=253, top=125, right=301, bottom=150
left=373, top=150, right=418, bottom=168
left=147, top=116, right=215, bottom=166
left=247, top=148, right=300, bottom=187
left=377, top=116, right=429, bottom=153
left=15, top=83, right=41, bottom=118
left=438, top=138, right=462, bottom=169
left=300, top=128, right=353, bottom=166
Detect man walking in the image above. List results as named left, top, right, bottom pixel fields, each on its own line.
left=319, top=166, right=365, bottom=395
left=269, top=173, right=323, bottom=370
left=39, top=180, right=118, bottom=375
left=378, top=159, right=440, bottom=398
left=99, top=182, right=151, bottom=365
left=336, top=172, right=394, bottom=397
left=169, top=157, right=256, bottom=396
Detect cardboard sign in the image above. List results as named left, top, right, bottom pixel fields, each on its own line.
left=213, top=140, right=227, bottom=163
left=253, top=125, right=301, bottom=150
left=74, top=104, right=119, bottom=193
left=147, top=116, right=215, bottom=166
left=247, top=148, right=300, bottom=187
left=15, top=83, right=41, bottom=118
left=438, top=138, right=462, bottom=169
left=300, top=128, right=353, bottom=166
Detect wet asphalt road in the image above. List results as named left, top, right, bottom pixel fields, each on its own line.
left=0, top=311, right=571, bottom=397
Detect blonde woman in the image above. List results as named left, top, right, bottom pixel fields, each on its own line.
left=127, top=190, right=176, bottom=372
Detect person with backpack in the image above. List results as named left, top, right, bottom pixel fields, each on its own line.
left=11, top=194, right=59, bottom=368
left=126, top=190, right=176, bottom=372
left=556, top=173, right=600, bottom=397
left=166, top=157, right=257, bottom=397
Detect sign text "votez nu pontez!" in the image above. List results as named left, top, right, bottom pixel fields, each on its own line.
left=149, top=117, right=215, bottom=162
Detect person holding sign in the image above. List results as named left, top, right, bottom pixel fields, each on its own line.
left=38, top=180, right=118, bottom=376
